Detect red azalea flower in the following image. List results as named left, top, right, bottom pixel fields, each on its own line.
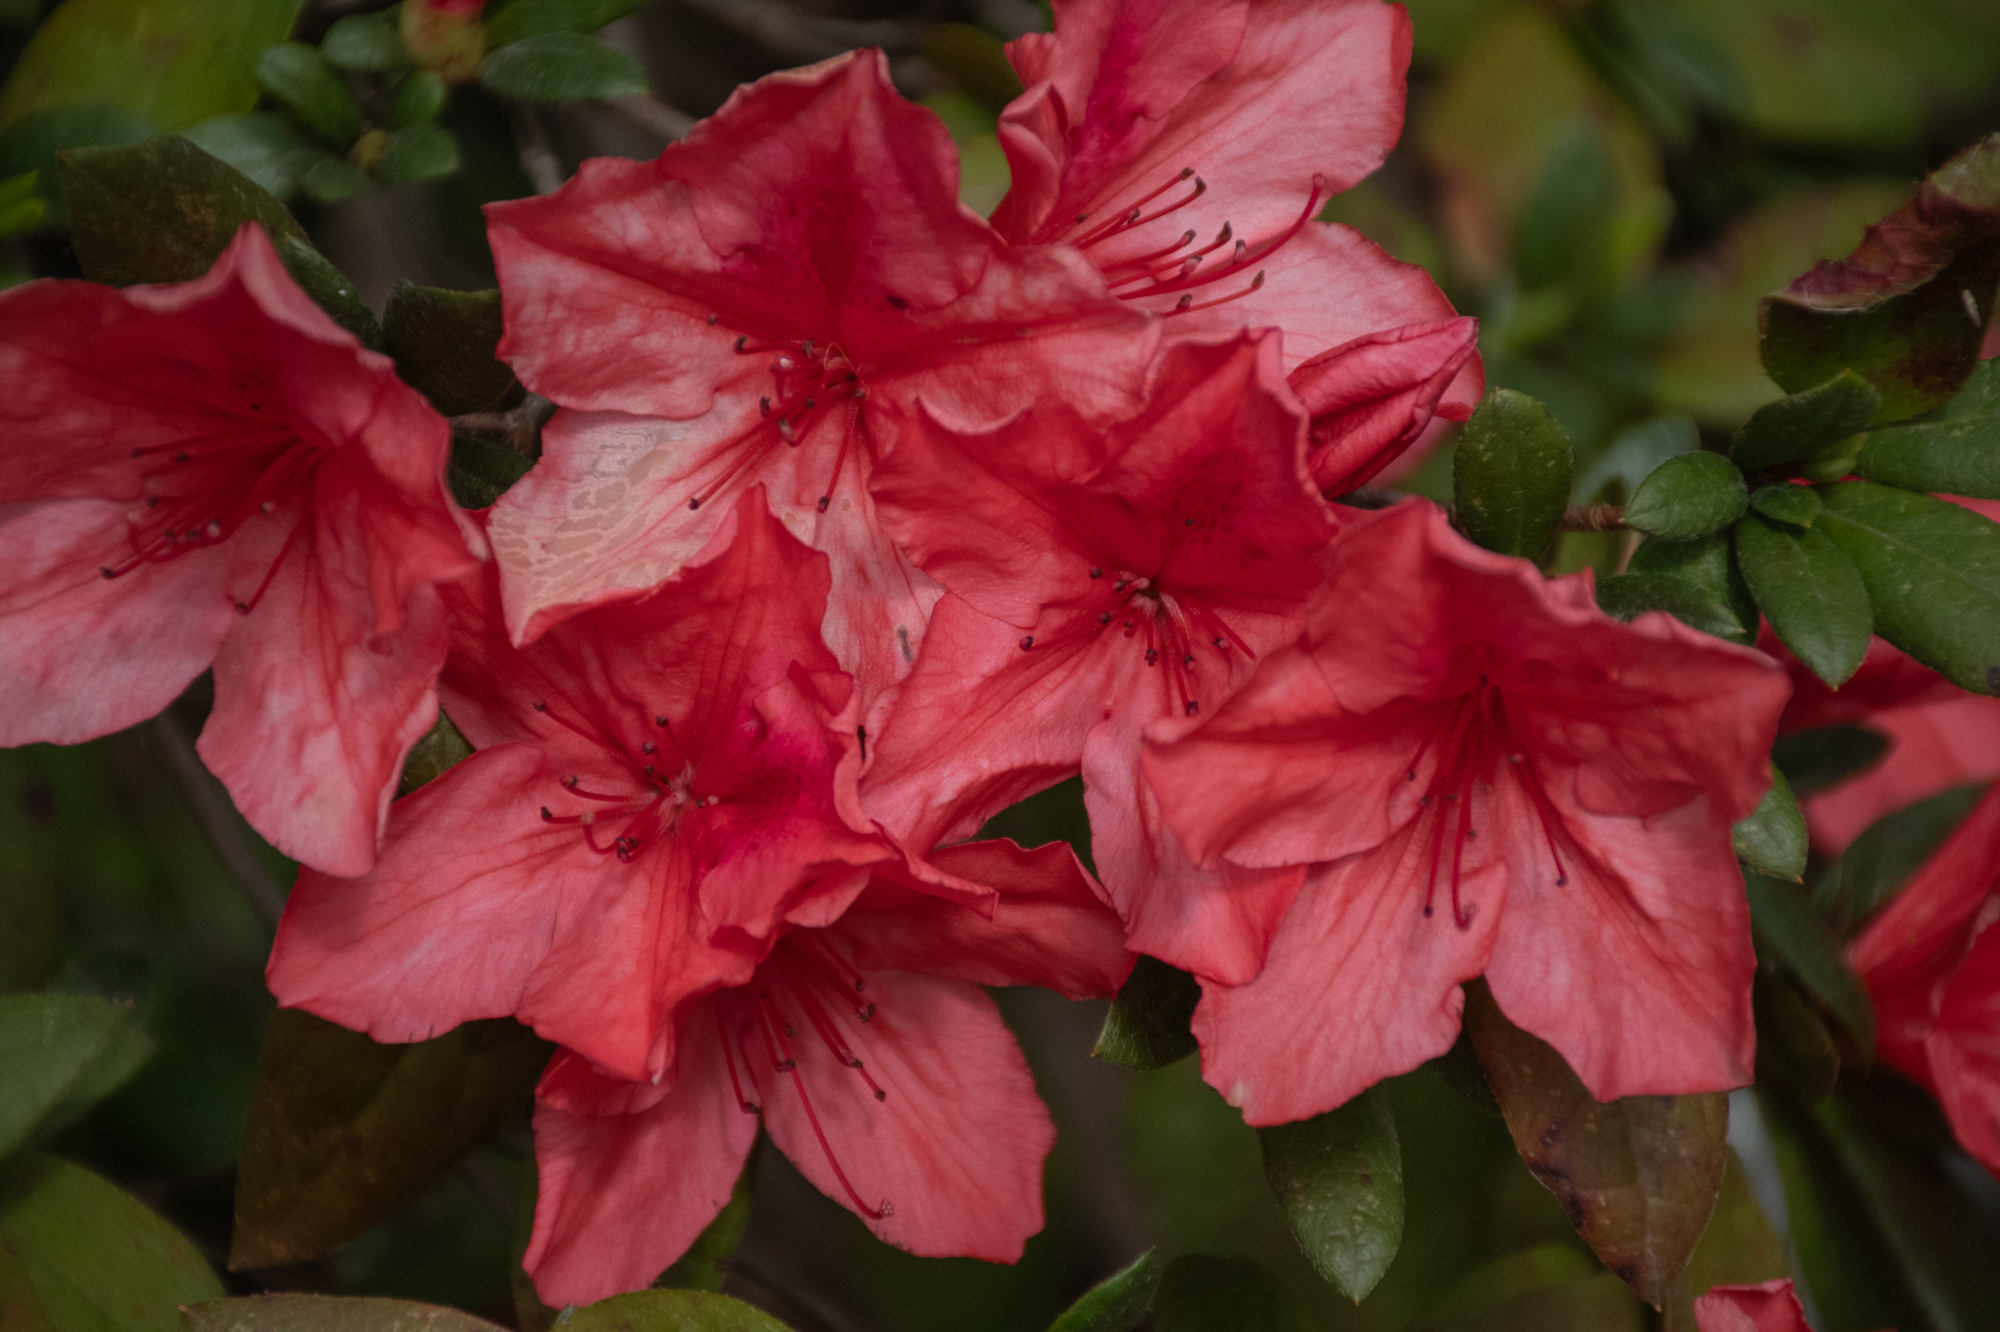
left=522, top=838, right=1132, bottom=1306
left=0, top=224, right=482, bottom=876
left=1849, top=782, right=2000, bottom=1178
left=1142, top=501, right=1789, bottom=1123
left=865, top=332, right=1333, bottom=984
left=481, top=50, right=1159, bottom=729
left=1694, top=1280, right=1836, bottom=1331
left=990, top=0, right=1481, bottom=478
left=267, top=490, right=899, bottom=1085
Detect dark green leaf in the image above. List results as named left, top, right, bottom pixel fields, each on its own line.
left=1858, top=358, right=2000, bottom=499
left=484, top=0, right=653, bottom=47
left=1731, top=370, right=1880, bottom=473
left=1814, top=784, right=1984, bottom=935
left=1752, top=972, right=1840, bottom=1105
left=1748, top=483, right=1823, bottom=529
left=1453, top=388, right=1574, bottom=560
left=1621, top=451, right=1746, bottom=540
left=296, top=149, right=369, bottom=201
left=1423, top=1027, right=1502, bottom=1116
left=58, top=135, right=381, bottom=345
left=388, top=70, right=449, bottom=129
left=1597, top=533, right=1757, bottom=643
left=562, top=1289, right=796, bottom=1331
left=1461, top=982, right=1728, bottom=1310
left=1092, top=954, right=1200, bottom=1070
left=449, top=437, right=534, bottom=509
left=1817, top=480, right=2000, bottom=695
left=230, top=1008, right=552, bottom=1268
left=0, top=992, right=151, bottom=1158
left=1572, top=415, right=1700, bottom=505
left=1733, top=763, right=1806, bottom=881
left=478, top=32, right=648, bottom=102
left=0, top=0, right=300, bottom=132
left=1744, top=872, right=1874, bottom=1057
left=1734, top=513, right=1871, bottom=687
left=1410, top=1246, right=1642, bottom=1332
left=323, top=10, right=411, bottom=72
left=1150, top=1256, right=1307, bottom=1332
left=0, top=1153, right=222, bottom=1331
left=255, top=43, right=364, bottom=146
left=374, top=122, right=459, bottom=186
left=1257, top=1084, right=1403, bottom=1300
left=1770, top=725, right=1890, bottom=798
left=653, top=1149, right=755, bottom=1293
left=398, top=710, right=472, bottom=796
left=1046, top=1248, right=1162, bottom=1332
left=0, top=104, right=154, bottom=227
left=182, top=1295, right=509, bottom=1331
left=181, top=112, right=313, bottom=199
left=385, top=282, right=522, bottom=415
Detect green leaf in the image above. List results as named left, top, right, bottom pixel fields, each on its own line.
left=1813, top=784, right=1984, bottom=935
left=1572, top=414, right=1700, bottom=505
left=1744, top=872, right=1875, bottom=1057
left=1453, top=388, right=1574, bottom=560
left=1410, top=1246, right=1642, bottom=1331
left=1622, top=451, right=1747, bottom=540
left=484, top=0, right=653, bottom=47
left=1817, top=480, right=2000, bottom=695
left=255, top=43, right=364, bottom=146
left=230, top=1008, right=552, bottom=1268
left=1046, top=1248, right=1163, bottom=1332
left=1461, top=982, right=1728, bottom=1310
left=1733, top=763, right=1806, bottom=881
left=449, top=437, right=534, bottom=509
left=1752, top=971, right=1840, bottom=1105
left=398, top=710, right=472, bottom=796
left=323, top=10, right=411, bottom=72
left=58, top=135, right=381, bottom=345
left=385, top=282, right=522, bottom=415
left=1596, top=533, right=1757, bottom=643
left=0, top=0, right=300, bottom=133
left=1682, top=1147, right=1789, bottom=1294
left=1857, top=358, right=2000, bottom=499
left=296, top=149, right=370, bottom=201
left=374, top=122, right=459, bottom=186
left=0, top=104, right=154, bottom=227
left=1769, top=724, right=1889, bottom=798
left=1748, top=483, right=1822, bottom=528
left=1733, top=513, right=1871, bottom=687
left=180, top=112, right=313, bottom=199
left=1730, top=370, right=1881, bottom=473
left=478, top=32, right=647, bottom=102
left=0, top=992, right=152, bottom=1158
left=388, top=70, right=449, bottom=129
left=1092, top=954, right=1200, bottom=1070
left=562, top=1289, right=796, bottom=1331
left=653, top=1150, right=755, bottom=1293
left=1150, top=1256, right=1307, bottom=1332
left=182, top=1295, right=509, bottom=1331
left=0, top=1153, right=223, bottom=1331
left=1256, top=1085, right=1403, bottom=1300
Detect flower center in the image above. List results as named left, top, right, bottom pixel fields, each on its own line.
left=1049, top=167, right=1328, bottom=317
left=532, top=698, right=710, bottom=861
left=1401, top=677, right=1570, bottom=929
left=683, top=327, right=871, bottom=516
left=715, top=935, right=894, bottom=1222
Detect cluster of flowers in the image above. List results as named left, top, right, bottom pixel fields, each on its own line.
left=7, top=0, right=1994, bottom=1317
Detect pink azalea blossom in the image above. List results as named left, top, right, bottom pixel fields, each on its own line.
left=1143, top=501, right=1790, bottom=1123
left=0, top=223, right=482, bottom=876
left=1694, top=1280, right=1835, bottom=1331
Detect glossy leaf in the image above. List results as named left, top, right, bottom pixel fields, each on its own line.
left=1047, top=1248, right=1163, bottom=1332
left=1461, top=982, right=1728, bottom=1310
left=1817, top=480, right=2000, bottom=695
left=385, top=282, right=522, bottom=416
left=255, top=43, right=364, bottom=147
left=1596, top=533, right=1757, bottom=643
left=478, top=32, right=647, bottom=102
left=180, top=112, right=313, bottom=199
left=1622, top=451, right=1747, bottom=540
left=1453, top=388, right=1574, bottom=560
left=230, top=1008, right=552, bottom=1269
left=323, top=10, right=411, bottom=72
left=374, top=122, right=459, bottom=186
left=1813, top=784, right=1984, bottom=935
left=1748, top=483, right=1823, bottom=528
left=484, top=0, right=653, bottom=47
left=58, top=135, right=380, bottom=344
left=1744, top=872, right=1874, bottom=1057
left=1730, top=371, right=1880, bottom=473
left=1752, top=971, right=1840, bottom=1105
left=0, top=1153, right=223, bottom=1331
left=1150, top=1255, right=1307, bottom=1332
left=1733, top=764, right=1806, bottom=881
left=1734, top=513, right=1871, bottom=687
left=0, top=0, right=299, bottom=132
left=182, top=1295, right=509, bottom=1331
left=563, top=1290, right=795, bottom=1331
left=1769, top=725, right=1890, bottom=798
left=1857, top=358, right=2000, bottom=499
left=1092, top=954, right=1199, bottom=1071
left=1257, top=1085, right=1403, bottom=1300
left=388, top=70, right=449, bottom=129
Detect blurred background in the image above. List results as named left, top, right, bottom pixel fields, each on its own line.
left=3, top=0, right=2000, bottom=1328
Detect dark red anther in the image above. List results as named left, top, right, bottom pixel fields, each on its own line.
left=1020, top=635, right=1034, bottom=650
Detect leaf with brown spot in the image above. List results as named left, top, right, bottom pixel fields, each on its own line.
left=181, top=1294, right=509, bottom=1331
left=1461, top=982, right=1729, bottom=1310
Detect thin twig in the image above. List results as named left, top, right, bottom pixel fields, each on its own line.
left=599, top=94, right=695, bottom=142
left=451, top=393, right=555, bottom=457
left=508, top=104, right=568, bottom=196
left=1560, top=503, right=1627, bottom=532
left=149, top=713, right=288, bottom=933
